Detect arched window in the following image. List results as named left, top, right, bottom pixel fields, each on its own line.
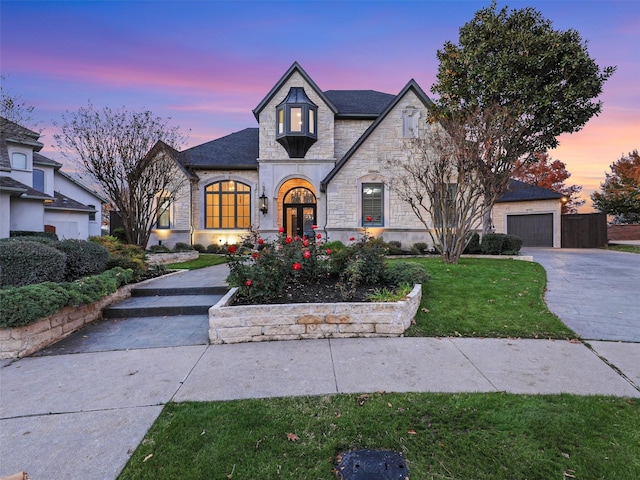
left=12, top=152, right=27, bottom=170
left=205, top=180, right=251, bottom=229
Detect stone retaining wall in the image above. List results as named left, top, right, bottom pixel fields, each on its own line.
left=146, top=250, right=199, bottom=265
left=209, top=284, right=422, bottom=344
left=608, top=224, right=640, bottom=241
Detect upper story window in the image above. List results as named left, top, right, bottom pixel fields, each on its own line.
left=205, top=180, right=251, bottom=229
left=88, top=204, right=97, bottom=222
left=276, top=87, right=318, bottom=158
left=11, top=152, right=27, bottom=170
left=33, top=169, right=45, bottom=192
left=362, top=183, right=384, bottom=227
left=402, top=108, right=421, bottom=138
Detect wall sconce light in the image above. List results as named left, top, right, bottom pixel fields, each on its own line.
left=259, top=184, right=268, bottom=215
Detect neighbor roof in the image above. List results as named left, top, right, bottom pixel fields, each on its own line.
left=33, top=152, right=62, bottom=168
left=497, top=179, right=564, bottom=202
left=179, top=128, right=259, bottom=170
left=0, top=176, right=54, bottom=200
left=0, top=116, right=44, bottom=170
left=46, top=191, right=95, bottom=212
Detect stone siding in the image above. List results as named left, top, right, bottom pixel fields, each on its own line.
left=146, top=250, right=199, bottom=265
left=209, top=284, right=422, bottom=344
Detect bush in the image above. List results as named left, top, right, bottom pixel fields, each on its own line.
left=387, top=240, right=404, bottom=255
left=10, top=230, right=59, bottom=241
left=90, top=236, right=147, bottom=279
left=192, top=243, right=206, bottom=253
left=111, top=227, right=127, bottom=242
left=173, top=242, right=194, bottom=252
left=148, top=244, right=171, bottom=253
left=0, top=240, right=66, bottom=287
left=383, top=261, right=431, bottom=287
left=206, top=244, right=221, bottom=253
left=55, top=239, right=109, bottom=281
left=0, top=267, right=135, bottom=328
left=502, top=234, right=523, bottom=255
left=481, top=233, right=505, bottom=255
left=463, top=233, right=482, bottom=254
left=1, top=235, right=57, bottom=246
left=411, top=242, right=429, bottom=255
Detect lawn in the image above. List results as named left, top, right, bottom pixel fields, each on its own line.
left=400, top=257, right=576, bottom=339
left=119, top=392, right=640, bottom=480
left=605, top=244, right=640, bottom=254
left=165, top=253, right=227, bottom=270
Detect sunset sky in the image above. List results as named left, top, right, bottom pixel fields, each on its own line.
left=2, top=0, right=638, bottom=211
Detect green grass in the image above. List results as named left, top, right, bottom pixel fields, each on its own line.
left=605, top=244, right=640, bottom=254
left=166, top=253, right=227, bottom=270
left=119, top=392, right=640, bottom=480
left=396, top=258, right=576, bottom=339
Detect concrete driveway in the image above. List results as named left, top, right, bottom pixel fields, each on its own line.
left=524, top=248, right=640, bottom=342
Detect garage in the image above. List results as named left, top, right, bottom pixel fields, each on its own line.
left=507, top=213, right=554, bottom=247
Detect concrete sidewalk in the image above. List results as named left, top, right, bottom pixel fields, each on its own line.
left=2, top=258, right=640, bottom=479
left=2, top=337, right=639, bottom=479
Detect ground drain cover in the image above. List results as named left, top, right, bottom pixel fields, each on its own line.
left=334, top=449, right=409, bottom=479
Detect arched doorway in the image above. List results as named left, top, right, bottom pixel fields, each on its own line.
left=283, top=187, right=316, bottom=238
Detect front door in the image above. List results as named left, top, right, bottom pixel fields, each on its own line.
left=283, top=187, right=316, bottom=238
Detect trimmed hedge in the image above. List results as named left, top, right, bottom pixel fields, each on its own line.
left=0, top=240, right=66, bottom=287
left=383, top=261, right=431, bottom=287
left=480, top=233, right=523, bottom=255
left=463, top=233, right=482, bottom=254
left=10, top=230, right=59, bottom=241
left=56, top=239, right=109, bottom=281
left=502, top=234, right=523, bottom=255
left=0, top=267, right=135, bottom=328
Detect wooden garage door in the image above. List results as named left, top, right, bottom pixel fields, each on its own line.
left=507, top=214, right=553, bottom=247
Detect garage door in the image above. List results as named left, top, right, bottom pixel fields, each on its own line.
left=507, top=214, right=553, bottom=247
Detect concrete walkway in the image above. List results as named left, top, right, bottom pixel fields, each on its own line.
left=2, top=255, right=640, bottom=479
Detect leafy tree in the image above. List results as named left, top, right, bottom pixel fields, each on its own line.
left=54, top=103, right=189, bottom=247
left=592, top=151, right=640, bottom=224
left=431, top=1, right=615, bottom=232
left=513, top=152, right=584, bottom=214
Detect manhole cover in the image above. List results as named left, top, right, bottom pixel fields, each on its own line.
left=334, top=449, right=409, bottom=479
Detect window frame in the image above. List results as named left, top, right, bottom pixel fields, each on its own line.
left=11, top=152, right=27, bottom=170
left=204, top=180, right=251, bottom=230
left=362, top=183, right=384, bottom=227
left=156, top=197, right=171, bottom=229
left=33, top=168, right=45, bottom=192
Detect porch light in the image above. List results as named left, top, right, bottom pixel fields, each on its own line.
left=276, top=87, right=318, bottom=158
left=259, top=184, right=268, bottom=215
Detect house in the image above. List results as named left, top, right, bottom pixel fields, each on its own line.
left=0, top=117, right=105, bottom=240
left=147, top=62, right=563, bottom=250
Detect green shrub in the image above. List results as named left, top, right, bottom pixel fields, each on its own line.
left=481, top=233, right=505, bottom=255
left=463, top=232, right=482, bottom=254
left=148, top=244, right=171, bottom=253
left=10, top=230, right=59, bottom=241
left=0, top=240, right=66, bottom=287
left=502, top=234, right=523, bottom=255
left=324, top=240, right=346, bottom=252
left=0, top=235, right=57, bottom=246
left=90, top=236, right=147, bottom=279
left=111, top=227, right=127, bottom=242
left=383, top=261, right=431, bottom=287
left=0, top=267, right=135, bottom=327
left=387, top=240, right=404, bottom=255
left=206, top=244, right=221, bottom=253
left=411, top=242, right=429, bottom=255
left=192, top=243, right=206, bottom=253
left=55, top=239, right=109, bottom=281
left=173, top=242, right=194, bottom=252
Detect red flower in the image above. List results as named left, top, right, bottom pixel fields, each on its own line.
left=245, top=279, right=252, bottom=287
left=252, top=252, right=258, bottom=259
left=303, top=250, right=311, bottom=259
left=316, top=233, right=322, bottom=239
left=285, top=236, right=293, bottom=244
left=349, top=237, right=355, bottom=241
left=303, top=239, right=309, bottom=247
left=311, top=224, right=318, bottom=230
left=258, top=238, right=264, bottom=245
left=227, top=245, right=236, bottom=254
left=278, top=227, right=285, bottom=233
left=293, top=262, right=302, bottom=271
left=326, top=248, right=332, bottom=255
left=366, top=215, right=373, bottom=222
left=294, top=236, right=300, bottom=241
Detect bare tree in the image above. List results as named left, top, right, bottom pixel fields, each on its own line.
left=388, top=118, right=486, bottom=264
left=1, top=75, right=39, bottom=131
left=54, top=103, right=189, bottom=247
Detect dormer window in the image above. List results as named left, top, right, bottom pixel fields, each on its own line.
left=11, top=152, right=27, bottom=170
left=276, top=87, right=318, bottom=158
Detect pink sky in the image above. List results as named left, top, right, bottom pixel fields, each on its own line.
left=2, top=0, right=638, bottom=211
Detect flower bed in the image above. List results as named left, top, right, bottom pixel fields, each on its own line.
left=209, top=284, right=422, bottom=344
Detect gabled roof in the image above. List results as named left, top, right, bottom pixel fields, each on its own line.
left=323, top=90, right=395, bottom=118
left=33, top=152, right=62, bottom=168
left=0, top=116, right=44, bottom=170
left=252, top=62, right=338, bottom=120
left=321, top=79, right=433, bottom=191
left=497, top=179, right=564, bottom=203
left=145, top=139, right=198, bottom=180
left=179, top=128, right=259, bottom=170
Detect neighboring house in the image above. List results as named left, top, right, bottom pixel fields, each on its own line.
left=0, top=117, right=105, bottom=240
left=147, top=62, right=563, bottom=249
